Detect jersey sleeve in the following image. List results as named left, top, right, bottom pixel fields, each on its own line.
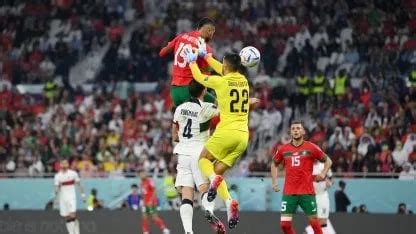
left=200, top=102, right=219, bottom=122
left=189, top=63, right=222, bottom=89
left=167, top=36, right=178, bottom=49
left=311, top=143, right=327, bottom=162
left=273, top=147, right=284, bottom=164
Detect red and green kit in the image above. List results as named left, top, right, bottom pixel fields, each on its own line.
left=273, top=140, right=328, bottom=215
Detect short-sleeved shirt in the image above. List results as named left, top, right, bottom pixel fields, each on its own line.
left=273, top=141, right=327, bottom=195
left=54, top=169, right=80, bottom=200
left=141, top=178, right=156, bottom=206
left=173, top=98, right=219, bottom=156
left=167, top=31, right=213, bottom=86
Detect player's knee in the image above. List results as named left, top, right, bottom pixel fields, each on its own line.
left=181, top=198, right=193, bottom=207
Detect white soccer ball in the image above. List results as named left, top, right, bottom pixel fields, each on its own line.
left=239, top=46, right=261, bottom=67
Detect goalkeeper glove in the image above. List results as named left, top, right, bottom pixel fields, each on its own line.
left=197, top=37, right=208, bottom=58
left=184, top=48, right=198, bottom=63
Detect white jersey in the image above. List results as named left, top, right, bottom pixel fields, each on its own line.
left=312, top=162, right=333, bottom=195
left=173, top=98, right=219, bottom=156
left=54, top=169, right=80, bottom=200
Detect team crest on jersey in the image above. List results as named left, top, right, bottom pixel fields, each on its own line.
left=204, top=76, right=209, bottom=81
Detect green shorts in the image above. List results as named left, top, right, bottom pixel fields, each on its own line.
left=143, top=206, right=157, bottom=215
left=281, top=194, right=317, bottom=216
left=170, top=85, right=216, bottom=106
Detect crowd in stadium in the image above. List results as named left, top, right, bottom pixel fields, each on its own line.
left=0, top=0, right=416, bottom=179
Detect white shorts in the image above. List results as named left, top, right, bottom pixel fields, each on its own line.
left=59, top=198, right=77, bottom=217
left=316, top=192, right=330, bottom=219
left=175, top=154, right=208, bottom=189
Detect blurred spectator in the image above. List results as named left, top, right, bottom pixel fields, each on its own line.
left=87, top=188, right=103, bottom=211
left=335, top=180, right=351, bottom=212
left=3, top=203, right=9, bottom=211
left=163, top=172, right=179, bottom=210
left=397, top=203, right=413, bottom=214
left=359, top=204, right=368, bottom=213
left=127, top=184, right=141, bottom=210
left=398, top=163, right=416, bottom=180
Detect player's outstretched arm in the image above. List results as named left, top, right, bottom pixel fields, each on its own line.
left=205, top=55, right=223, bottom=75
left=197, top=39, right=223, bottom=74
left=185, top=48, right=222, bottom=89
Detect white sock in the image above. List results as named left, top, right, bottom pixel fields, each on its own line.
left=201, top=193, right=214, bottom=213
left=66, top=220, right=75, bottom=234
left=225, top=198, right=232, bottom=208
left=180, top=204, right=193, bottom=233
left=74, top=219, right=80, bottom=234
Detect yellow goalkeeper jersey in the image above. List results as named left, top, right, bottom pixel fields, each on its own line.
left=190, top=60, right=249, bottom=132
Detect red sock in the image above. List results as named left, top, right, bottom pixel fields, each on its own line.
left=153, top=216, right=166, bottom=230
left=280, top=221, right=295, bottom=234
left=142, top=218, right=149, bottom=232
left=309, top=218, right=323, bottom=234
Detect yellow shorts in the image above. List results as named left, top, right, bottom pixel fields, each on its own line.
left=205, top=129, right=249, bottom=167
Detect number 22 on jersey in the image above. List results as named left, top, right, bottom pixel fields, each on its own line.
left=229, top=89, right=249, bottom=113
left=174, top=42, right=193, bottom=68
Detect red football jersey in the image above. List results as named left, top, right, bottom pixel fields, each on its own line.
left=141, top=178, right=156, bottom=205
left=166, top=31, right=213, bottom=86
left=273, top=140, right=326, bottom=195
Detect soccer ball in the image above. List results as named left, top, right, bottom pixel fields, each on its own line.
left=239, top=46, right=261, bottom=67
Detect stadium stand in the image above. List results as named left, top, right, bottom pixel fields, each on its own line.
left=0, top=0, right=415, bottom=180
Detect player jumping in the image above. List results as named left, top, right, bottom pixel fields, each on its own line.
left=139, top=171, right=170, bottom=234
left=159, top=18, right=216, bottom=107
left=172, top=80, right=226, bottom=234
left=271, top=121, right=333, bottom=234
left=305, top=161, right=336, bottom=234
left=54, top=159, right=86, bottom=234
left=183, top=43, right=258, bottom=229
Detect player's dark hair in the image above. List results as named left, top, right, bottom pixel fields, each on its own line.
left=223, top=53, right=241, bottom=72
left=290, top=120, right=305, bottom=128
left=189, top=80, right=205, bottom=98
left=197, top=18, right=215, bottom=29
left=131, top=184, right=138, bottom=188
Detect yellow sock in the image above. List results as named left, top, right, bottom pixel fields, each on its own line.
left=198, top=158, right=215, bottom=178
left=217, top=180, right=232, bottom=201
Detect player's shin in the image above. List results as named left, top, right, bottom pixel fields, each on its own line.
left=142, top=217, right=149, bottom=233
left=217, top=180, right=232, bottom=203
left=74, top=219, right=80, bottom=234
left=280, top=216, right=295, bottom=234
left=309, top=217, right=323, bottom=234
left=180, top=199, right=194, bottom=233
left=65, top=217, right=76, bottom=234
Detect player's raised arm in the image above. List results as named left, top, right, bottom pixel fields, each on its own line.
left=197, top=38, right=223, bottom=74
left=184, top=48, right=222, bottom=89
